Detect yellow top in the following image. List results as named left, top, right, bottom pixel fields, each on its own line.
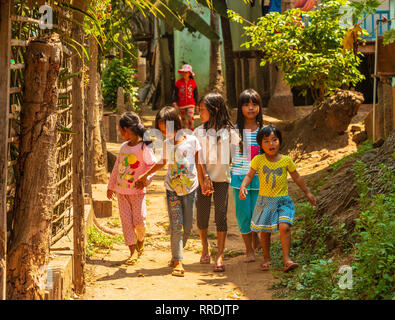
left=250, top=154, right=297, bottom=197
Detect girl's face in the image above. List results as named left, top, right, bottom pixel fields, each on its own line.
left=199, top=102, right=211, bottom=123
left=182, top=72, right=190, bottom=81
left=158, top=121, right=176, bottom=139
left=261, top=132, right=280, bottom=156
left=120, top=126, right=138, bottom=142
left=241, top=100, right=260, bottom=120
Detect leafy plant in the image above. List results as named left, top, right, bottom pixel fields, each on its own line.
left=272, top=158, right=395, bottom=300
left=102, top=58, right=139, bottom=111
left=350, top=161, right=395, bottom=299
left=228, top=0, right=381, bottom=103
left=86, top=226, right=124, bottom=257
left=383, top=29, right=395, bottom=46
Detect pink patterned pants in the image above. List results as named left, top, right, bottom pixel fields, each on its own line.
left=117, top=193, right=146, bottom=246
left=179, top=105, right=195, bottom=130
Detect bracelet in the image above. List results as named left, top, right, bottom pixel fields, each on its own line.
left=204, top=174, right=209, bottom=178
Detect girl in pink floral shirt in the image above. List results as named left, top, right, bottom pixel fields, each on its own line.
left=107, top=112, right=156, bottom=265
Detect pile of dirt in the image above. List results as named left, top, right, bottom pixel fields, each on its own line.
left=307, top=130, right=395, bottom=250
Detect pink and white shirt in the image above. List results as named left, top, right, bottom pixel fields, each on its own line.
left=108, top=141, right=156, bottom=195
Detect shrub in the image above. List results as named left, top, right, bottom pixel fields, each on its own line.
left=102, top=58, right=139, bottom=111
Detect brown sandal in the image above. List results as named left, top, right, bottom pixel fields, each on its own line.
left=283, top=261, right=299, bottom=272
left=200, top=254, right=210, bottom=264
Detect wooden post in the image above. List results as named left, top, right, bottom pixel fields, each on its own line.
left=380, top=76, right=394, bottom=138
left=0, top=0, right=11, bottom=301
left=6, top=34, right=62, bottom=300
left=71, top=0, right=86, bottom=295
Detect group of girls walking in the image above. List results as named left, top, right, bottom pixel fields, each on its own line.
left=107, top=65, right=316, bottom=278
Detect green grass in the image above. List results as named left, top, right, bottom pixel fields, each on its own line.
left=330, top=140, right=373, bottom=171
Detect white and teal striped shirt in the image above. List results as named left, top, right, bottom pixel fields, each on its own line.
left=230, top=127, right=260, bottom=190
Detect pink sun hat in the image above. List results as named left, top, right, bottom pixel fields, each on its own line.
left=177, top=64, right=195, bottom=77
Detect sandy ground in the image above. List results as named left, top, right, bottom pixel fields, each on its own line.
left=82, top=104, right=371, bottom=300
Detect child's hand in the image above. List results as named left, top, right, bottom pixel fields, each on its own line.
left=239, top=186, right=248, bottom=200
left=135, top=175, right=147, bottom=189
left=107, top=189, right=114, bottom=200
left=306, top=191, right=316, bottom=206
left=203, top=176, right=214, bottom=196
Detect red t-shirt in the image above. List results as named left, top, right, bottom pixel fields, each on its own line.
left=173, top=78, right=198, bottom=107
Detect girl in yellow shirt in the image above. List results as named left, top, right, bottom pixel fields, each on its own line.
left=239, top=125, right=316, bottom=272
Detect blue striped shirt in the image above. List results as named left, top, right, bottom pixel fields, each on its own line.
left=230, top=127, right=260, bottom=190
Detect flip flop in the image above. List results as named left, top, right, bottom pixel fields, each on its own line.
left=136, top=241, right=144, bottom=257
left=283, top=261, right=299, bottom=272
left=200, top=254, right=210, bottom=264
left=260, top=262, right=271, bottom=271
left=213, top=263, right=225, bottom=272
left=125, top=256, right=139, bottom=266
left=172, top=266, right=185, bottom=277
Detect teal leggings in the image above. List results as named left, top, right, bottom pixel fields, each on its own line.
left=232, top=188, right=259, bottom=234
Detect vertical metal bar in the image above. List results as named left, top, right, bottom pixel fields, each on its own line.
left=0, top=0, right=12, bottom=301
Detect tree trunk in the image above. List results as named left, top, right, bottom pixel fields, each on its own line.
left=159, top=24, right=173, bottom=105
left=6, top=34, right=62, bottom=300
left=267, top=69, right=296, bottom=120
left=209, top=11, right=225, bottom=95
left=220, top=8, right=236, bottom=108
left=85, top=35, right=108, bottom=196
left=0, top=0, right=12, bottom=300
left=71, top=0, right=86, bottom=295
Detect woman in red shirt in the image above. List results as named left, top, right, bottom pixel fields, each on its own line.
left=172, top=64, right=198, bottom=130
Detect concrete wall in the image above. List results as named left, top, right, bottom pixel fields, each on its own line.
left=228, top=1, right=262, bottom=51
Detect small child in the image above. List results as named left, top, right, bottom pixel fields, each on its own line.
left=107, top=112, right=156, bottom=266
left=172, top=64, right=198, bottom=130
left=239, top=125, right=316, bottom=272
left=135, top=106, right=201, bottom=277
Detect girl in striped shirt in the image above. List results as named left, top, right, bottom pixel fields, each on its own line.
left=230, top=89, right=264, bottom=263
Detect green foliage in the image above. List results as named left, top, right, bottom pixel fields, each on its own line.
left=350, top=161, right=395, bottom=299
left=102, top=58, right=139, bottom=110
left=344, top=0, right=382, bottom=25
left=229, top=0, right=373, bottom=103
left=383, top=29, right=395, bottom=46
left=86, top=226, right=124, bottom=257
left=272, top=157, right=395, bottom=300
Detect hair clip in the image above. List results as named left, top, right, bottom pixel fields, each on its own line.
left=137, top=123, right=144, bottom=130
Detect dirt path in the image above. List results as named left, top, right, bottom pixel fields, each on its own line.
left=82, top=105, right=371, bottom=300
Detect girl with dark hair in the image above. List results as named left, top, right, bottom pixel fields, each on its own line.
left=230, top=89, right=264, bottom=263
left=107, top=112, right=157, bottom=266
left=136, top=106, right=201, bottom=277
left=239, top=125, right=316, bottom=272
left=193, top=92, right=239, bottom=272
